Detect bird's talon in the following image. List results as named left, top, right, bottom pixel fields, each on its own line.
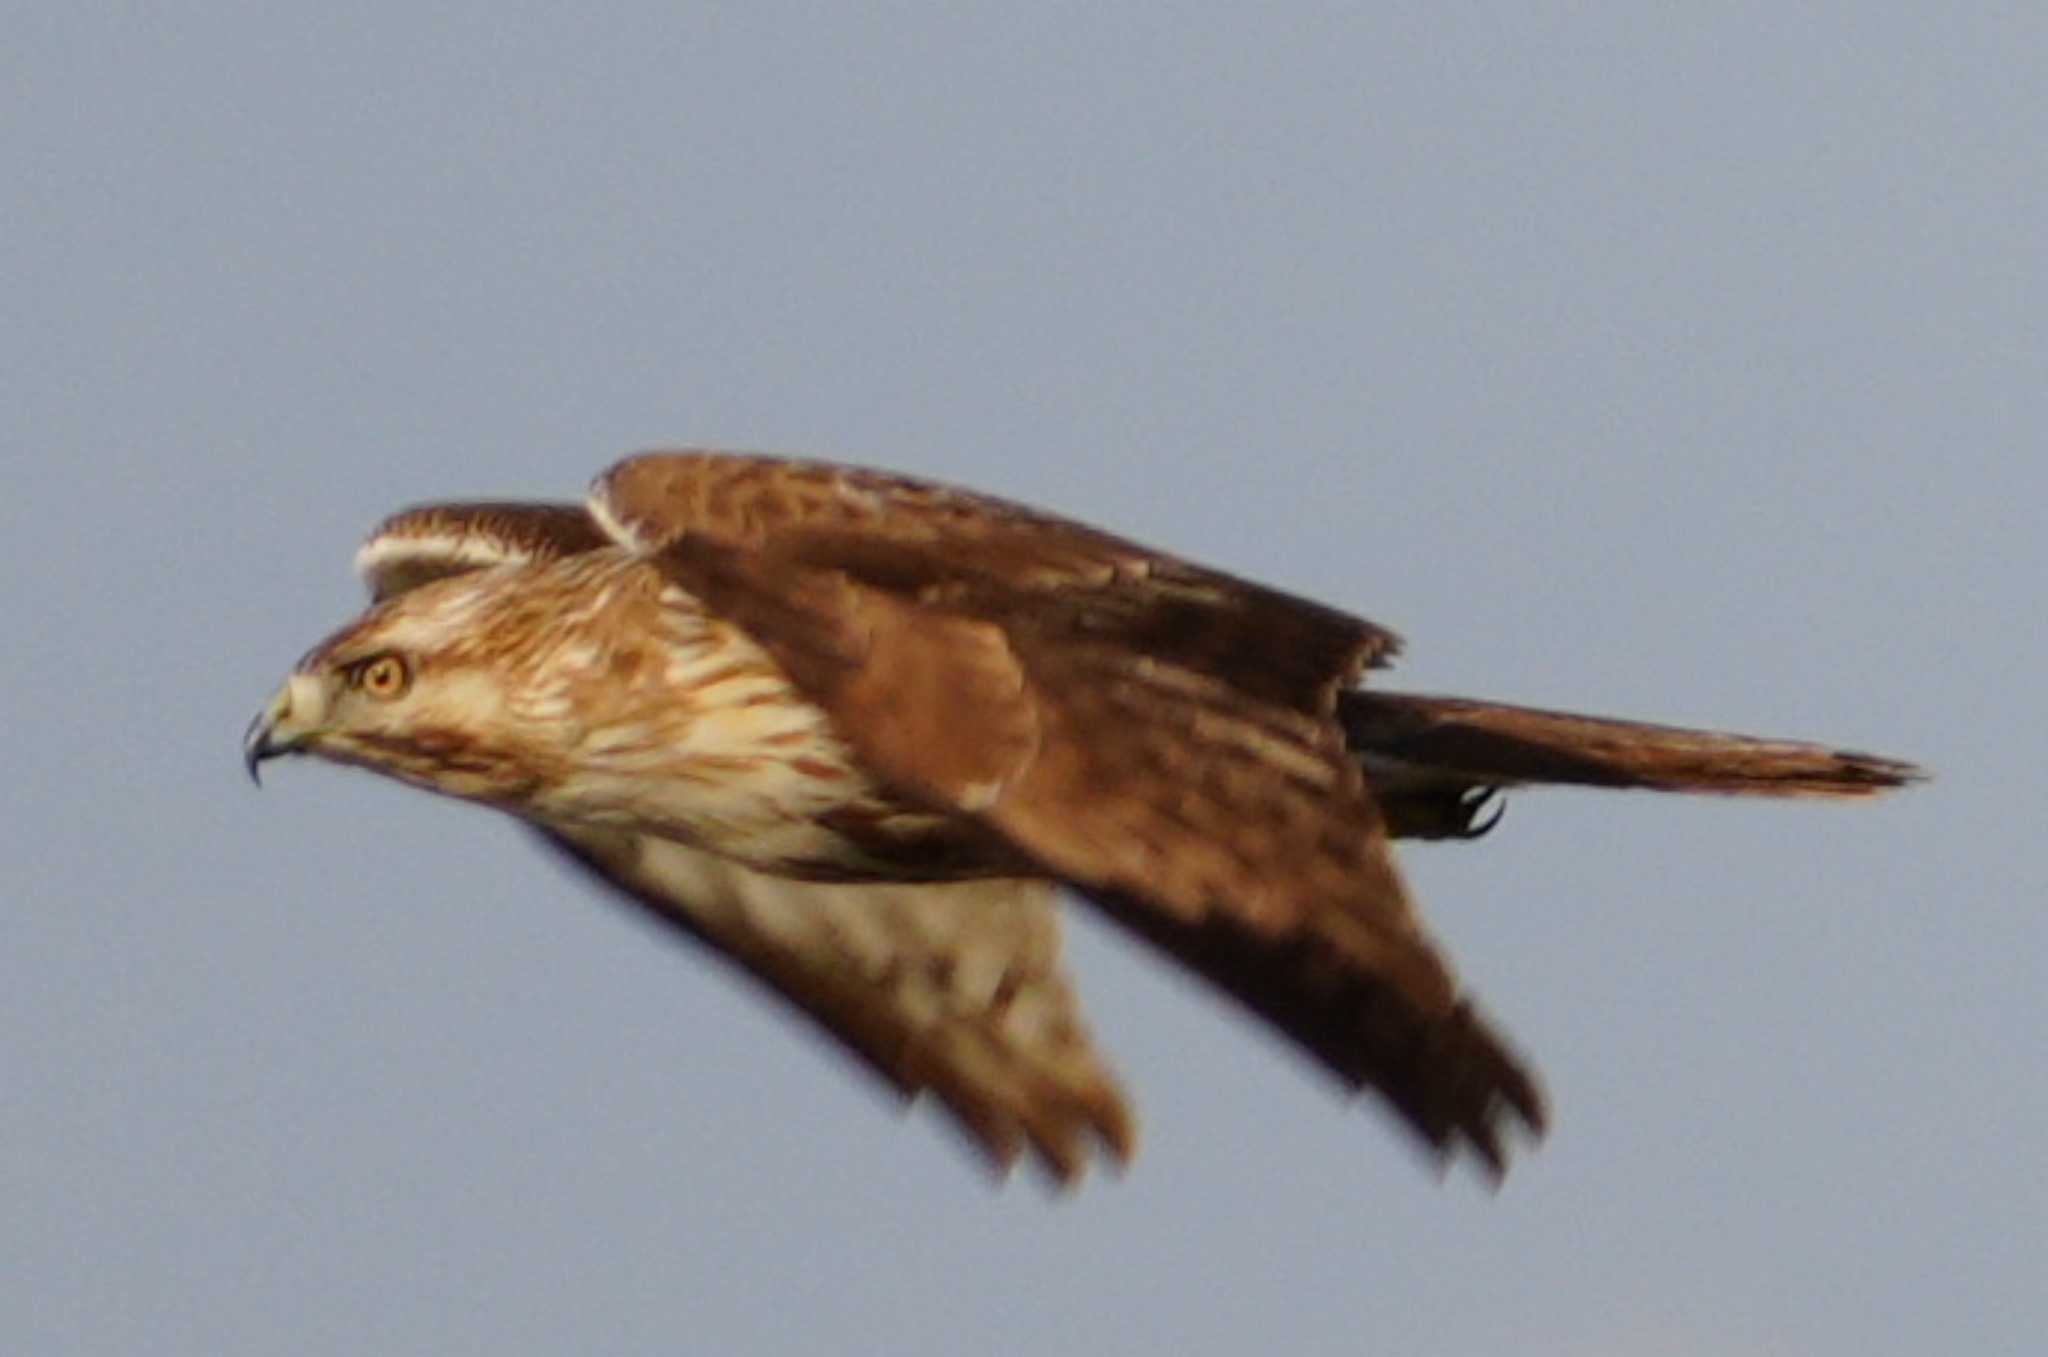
left=1458, top=788, right=1505, bottom=838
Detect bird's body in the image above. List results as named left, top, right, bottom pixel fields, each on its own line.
left=247, top=451, right=1920, bottom=1183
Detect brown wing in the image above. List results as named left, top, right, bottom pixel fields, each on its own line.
left=539, top=826, right=1132, bottom=1182
left=354, top=500, right=1133, bottom=1182
left=590, top=450, right=1402, bottom=712
left=592, top=452, right=1545, bottom=1174
left=356, top=501, right=609, bottom=600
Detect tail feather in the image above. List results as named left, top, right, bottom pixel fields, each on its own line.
left=1341, top=691, right=1923, bottom=809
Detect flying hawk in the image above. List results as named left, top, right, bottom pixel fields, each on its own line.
left=245, top=451, right=1919, bottom=1183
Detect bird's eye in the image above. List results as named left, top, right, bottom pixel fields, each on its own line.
left=350, top=653, right=411, bottom=700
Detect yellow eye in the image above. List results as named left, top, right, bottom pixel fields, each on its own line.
left=352, top=653, right=411, bottom=700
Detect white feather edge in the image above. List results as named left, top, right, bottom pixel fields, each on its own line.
left=583, top=476, right=659, bottom=554
left=355, top=532, right=538, bottom=592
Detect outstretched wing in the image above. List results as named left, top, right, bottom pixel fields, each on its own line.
left=357, top=501, right=1134, bottom=1181
left=540, top=827, right=1131, bottom=1179
left=592, top=451, right=1544, bottom=1174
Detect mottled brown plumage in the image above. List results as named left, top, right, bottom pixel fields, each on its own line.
left=246, top=450, right=1921, bottom=1184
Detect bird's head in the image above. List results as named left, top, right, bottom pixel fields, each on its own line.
left=245, top=546, right=842, bottom=858
left=243, top=568, right=569, bottom=804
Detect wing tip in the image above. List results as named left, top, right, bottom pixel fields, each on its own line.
left=923, top=1076, right=1138, bottom=1191
left=1363, top=997, right=1549, bottom=1184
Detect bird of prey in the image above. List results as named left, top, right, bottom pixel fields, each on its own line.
left=245, top=451, right=1919, bottom=1184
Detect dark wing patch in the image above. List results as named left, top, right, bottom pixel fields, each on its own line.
left=539, top=826, right=1135, bottom=1183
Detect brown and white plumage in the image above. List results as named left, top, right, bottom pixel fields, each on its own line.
left=246, top=450, right=1921, bottom=1184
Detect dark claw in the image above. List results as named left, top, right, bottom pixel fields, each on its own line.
left=1455, top=787, right=1505, bottom=839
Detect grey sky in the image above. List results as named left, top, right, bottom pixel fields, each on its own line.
left=6, top=5, right=2040, bottom=1354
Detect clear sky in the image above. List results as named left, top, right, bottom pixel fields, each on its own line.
left=6, top=6, right=2040, bottom=1354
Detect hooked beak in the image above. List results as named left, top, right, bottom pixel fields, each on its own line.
left=243, top=676, right=327, bottom=785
